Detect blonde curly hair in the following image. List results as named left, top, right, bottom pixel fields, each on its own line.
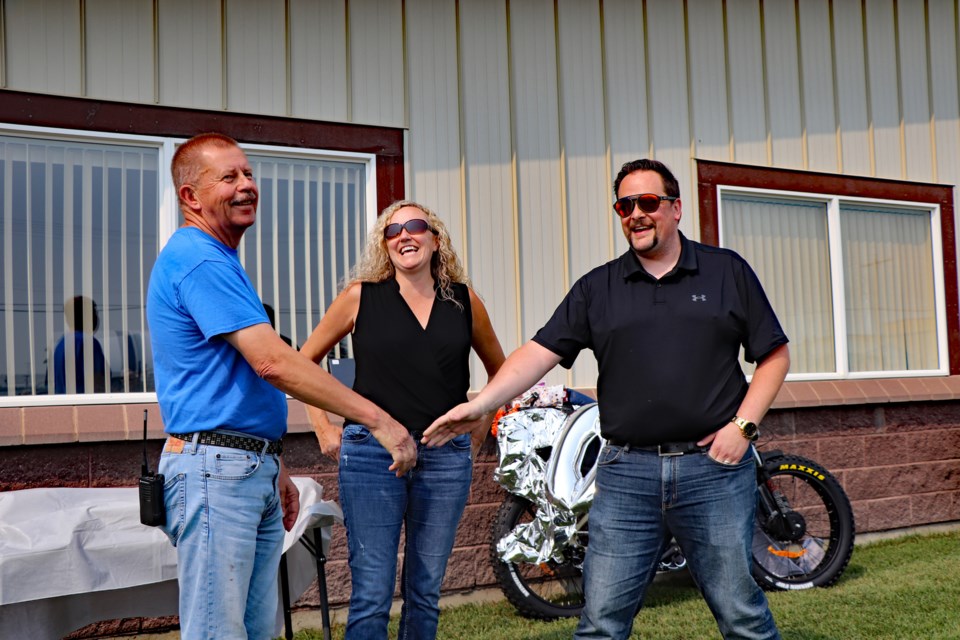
left=350, top=200, right=470, bottom=308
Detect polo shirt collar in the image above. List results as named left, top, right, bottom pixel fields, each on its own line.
left=619, top=231, right=699, bottom=281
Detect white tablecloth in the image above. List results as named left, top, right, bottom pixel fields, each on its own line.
left=0, top=476, right=341, bottom=639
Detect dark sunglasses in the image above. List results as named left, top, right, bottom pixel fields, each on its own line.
left=613, top=193, right=678, bottom=218
left=383, top=218, right=436, bottom=239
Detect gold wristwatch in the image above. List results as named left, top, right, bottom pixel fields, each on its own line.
left=731, top=415, right=759, bottom=441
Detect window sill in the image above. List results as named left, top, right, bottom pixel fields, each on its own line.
left=771, top=376, right=960, bottom=409
left=4, top=380, right=960, bottom=447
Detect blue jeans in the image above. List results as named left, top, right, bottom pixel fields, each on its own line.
left=338, top=424, right=472, bottom=640
left=158, top=435, right=285, bottom=640
left=575, top=445, right=781, bottom=640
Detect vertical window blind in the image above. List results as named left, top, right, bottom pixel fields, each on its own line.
left=0, top=132, right=369, bottom=400
left=721, top=191, right=941, bottom=377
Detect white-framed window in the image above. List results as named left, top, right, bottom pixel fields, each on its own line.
left=718, top=186, right=948, bottom=380
left=0, top=125, right=376, bottom=406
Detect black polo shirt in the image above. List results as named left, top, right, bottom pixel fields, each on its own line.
left=532, top=233, right=788, bottom=446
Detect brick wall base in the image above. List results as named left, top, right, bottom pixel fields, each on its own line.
left=3, top=400, right=958, bottom=638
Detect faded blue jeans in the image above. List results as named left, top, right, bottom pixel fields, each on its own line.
left=338, top=424, right=472, bottom=640
left=575, top=444, right=781, bottom=640
left=158, top=434, right=285, bottom=640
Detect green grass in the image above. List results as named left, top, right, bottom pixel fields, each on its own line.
left=293, top=530, right=960, bottom=640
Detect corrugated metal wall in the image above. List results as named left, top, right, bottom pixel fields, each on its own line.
left=3, top=0, right=960, bottom=388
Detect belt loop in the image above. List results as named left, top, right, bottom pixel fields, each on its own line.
left=623, top=442, right=631, bottom=453
left=190, top=432, right=200, bottom=455
left=260, top=439, right=270, bottom=458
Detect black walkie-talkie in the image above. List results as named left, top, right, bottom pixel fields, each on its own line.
left=139, top=410, right=166, bottom=526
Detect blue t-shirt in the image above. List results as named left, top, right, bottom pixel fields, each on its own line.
left=147, top=227, right=287, bottom=439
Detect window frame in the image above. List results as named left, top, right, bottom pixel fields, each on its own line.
left=697, top=159, right=960, bottom=378
left=717, top=184, right=949, bottom=380
left=0, top=91, right=402, bottom=408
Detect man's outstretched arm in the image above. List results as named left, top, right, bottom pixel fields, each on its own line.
left=422, top=341, right=562, bottom=447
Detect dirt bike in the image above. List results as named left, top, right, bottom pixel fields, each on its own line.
left=489, top=397, right=856, bottom=620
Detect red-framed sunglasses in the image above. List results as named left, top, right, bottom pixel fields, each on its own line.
left=613, top=193, right=678, bottom=218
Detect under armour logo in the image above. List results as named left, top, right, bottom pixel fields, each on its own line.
left=691, top=294, right=707, bottom=302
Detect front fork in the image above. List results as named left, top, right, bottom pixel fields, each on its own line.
left=754, top=447, right=806, bottom=542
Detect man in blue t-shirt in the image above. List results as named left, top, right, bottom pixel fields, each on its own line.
left=424, top=159, right=790, bottom=640
left=147, top=133, right=416, bottom=640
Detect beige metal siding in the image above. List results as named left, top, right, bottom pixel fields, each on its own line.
left=686, top=0, right=730, bottom=163
left=289, top=0, right=349, bottom=122
left=929, top=0, right=960, bottom=185
left=557, top=0, right=605, bottom=386
left=509, top=0, right=565, bottom=360
left=864, top=0, right=902, bottom=178
left=225, top=0, right=286, bottom=116
left=157, top=0, right=223, bottom=109
left=726, top=0, right=767, bottom=166
left=832, top=0, right=872, bottom=176
left=457, top=0, right=520, bottom=360
left=645, top=0, right=693, bottom=238
left=797, top=0, right=838, bottom=174
left=5, top=0, right=960, bottom=389
left=348, top=0, right=404, bottom=127
left=762, top=0, right=804, bottom=169
left=4, top=0, right=82, bottom=95
left=896, top=0, right=934, bottom=183
left=404, top=0, right=462, bottom=233
left=84, top=0, right=154, bottom=103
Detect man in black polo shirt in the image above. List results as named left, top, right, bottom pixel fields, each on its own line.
left=424, top=159, right=789, bottom=639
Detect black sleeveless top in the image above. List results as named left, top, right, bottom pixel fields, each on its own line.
left=351, top=279, right=473, bottom=433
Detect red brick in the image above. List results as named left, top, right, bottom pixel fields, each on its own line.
left=855, top=379, right=888, bottom=404
left=856, top=497, right=912, bottom=531
left=787, top=382, right=821, bottom=406
left=813, top=436, right=865, bottom=471
left=758, top=411, right=795, bottom=439
left=845, top=460, right=960, bottom=501
left=76, top=403, right=127, bottom=442
left=792, top=408, right=842, bottom=434
left=442, top=547, right=484, bottom=591
left=0, top=407, right=23, bottom=445
left=127, top=403, right=165, bottom=439
left=770, top=383, right=799, bottom=409
left=23, top=405, right=76, bottom=444
left=865, top=428, right=960, bottom=465
left=876, top=379, right=910, bottom=402
left=910, top=491, right=959, bottom=525
left=328, top=523, right=349, bottom=561
left=322, top=558, right=352, bottom=605
left=808, top=380, right=847, bottom=405
left=455, top=503, right=499, bottom=548
left=862, top=433, right=911, bottom=466
left=470, top=464, right=508, bottom=504
left=837, top=406, right=884, bottom=432
left=885, top=402, right=960, bottom=429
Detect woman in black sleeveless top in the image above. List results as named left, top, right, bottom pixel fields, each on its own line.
left=302, top=200, right=504, bottom=640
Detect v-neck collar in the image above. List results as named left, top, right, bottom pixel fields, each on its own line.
left=390, top=277, right=437, bottom=331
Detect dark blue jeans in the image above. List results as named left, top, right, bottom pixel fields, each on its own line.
left=575, top=444, right=781, bottom=640
left=338, top=424, right=472, bottom=640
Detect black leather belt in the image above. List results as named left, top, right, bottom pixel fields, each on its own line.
left=171, top=431, right=283, bottom=455
left=607, top=439, right=706, bottom=456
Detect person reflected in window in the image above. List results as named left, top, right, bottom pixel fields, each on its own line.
left=301, top=200, right=506, bottom=640
left=53, top=295, right=106, bottom=394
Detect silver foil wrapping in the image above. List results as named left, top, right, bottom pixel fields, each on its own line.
left=493, top=406, right=591, bottom=566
